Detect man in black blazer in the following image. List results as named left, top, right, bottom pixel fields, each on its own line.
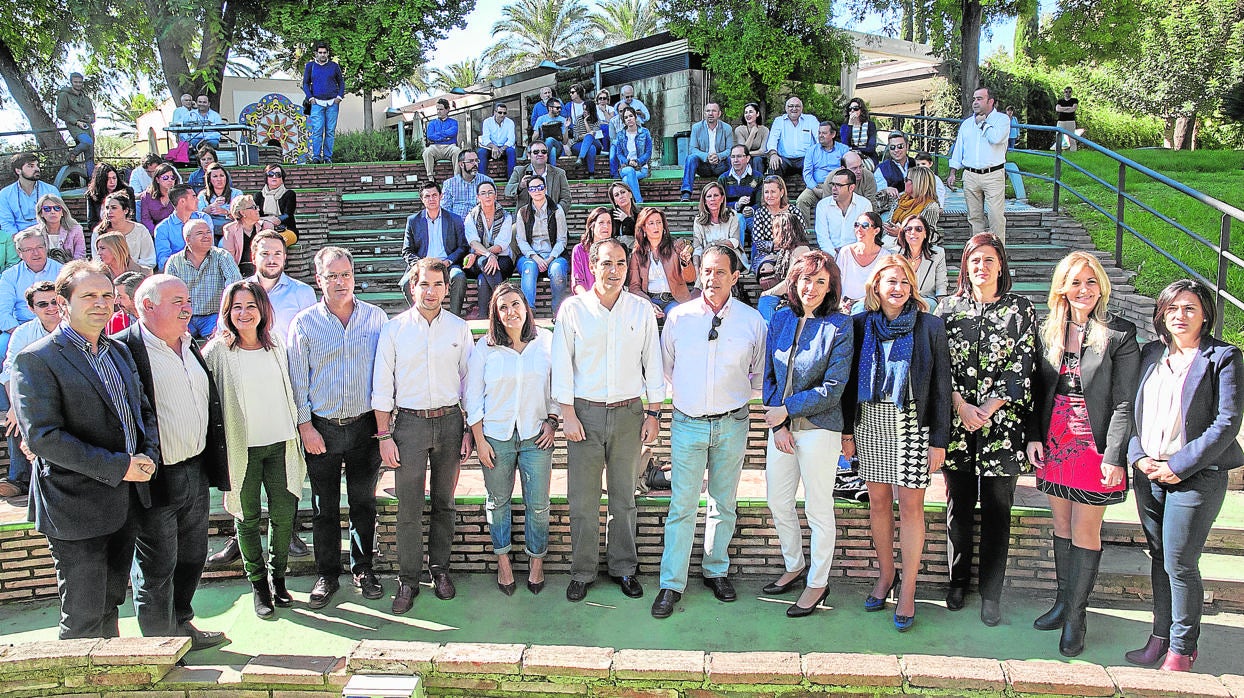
left=401, top=180, right=468, bottom=315
left=117, top=274, right=230, bottom=649
left=12, top=261, right=159, bottom=639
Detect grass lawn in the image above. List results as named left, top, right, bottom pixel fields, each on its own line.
left=1007, top=149, right=1244, bottom=345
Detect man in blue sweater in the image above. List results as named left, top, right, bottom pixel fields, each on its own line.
left=302, top=43, right=346, bottom=164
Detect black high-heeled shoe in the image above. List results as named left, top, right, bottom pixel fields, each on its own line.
left=763, top=569, right=807, bottom=595
left=786, top=587, right=830, bottom=618
left=864, top=573, right=900, bottom=612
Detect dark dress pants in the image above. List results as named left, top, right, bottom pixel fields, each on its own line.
left=305, top=414, right=382, bottom=579
left=392, top=409, right=463, bottom=586
left=943, top=468, right=1018, bottom=602
left=46, top=493, right=142, bottom=639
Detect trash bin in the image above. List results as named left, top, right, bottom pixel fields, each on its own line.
left=661, top=136, right=677, bottom=166
left=675, top=132, right=690, bottom=167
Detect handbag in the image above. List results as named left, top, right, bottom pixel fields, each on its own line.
left=635, top=445, right=672, bottom=494
left=166, top=140, right=191, bottom=165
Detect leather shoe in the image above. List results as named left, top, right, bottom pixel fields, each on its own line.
left=392, top=581, right=418, bottom=614
left=703, top=577, right=737, bottom=602
left=272, top=577, right=293, bottom=607
left=179, top=622, right=227, bottom=650
left=650, top=589, right=681, bottom=618
left=527, top=579, right=545, bottom=595
left=288, top=534, right=310, bottom=558
left=612, top=574, right=643, bottom=598
left=786, top=587, right=830, bottom=618
left=431, top=570, right=456, bottom=600
left=762, top=569, right=806, bottom=595
left=980, top=599, right=1002, bottom=626
left=1125, top=634, right=1170, bottom=666
left=566, top=580, right=590, bottom=602
left=206, top=536, right=241, bottom=565
left=353, top=569, right=384, bottom=600
left=308, top=576, right=339, bottom=610
left=1160, top=649, right=1197, bottom=672
left=945, top=586, right=966, bottom=611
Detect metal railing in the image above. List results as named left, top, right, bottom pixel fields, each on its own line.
left=871, top=111, right=1243, bottom=338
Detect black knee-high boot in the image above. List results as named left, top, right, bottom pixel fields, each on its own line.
left=1060, top=545, right=1102, bottom=657
left=1035, top=535, right=1072, bottom=630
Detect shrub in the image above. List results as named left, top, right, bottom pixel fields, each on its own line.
left=332, top=129, right=413, bottom=163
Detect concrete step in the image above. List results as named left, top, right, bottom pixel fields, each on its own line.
left=1099, top=545, right=1244, bottom=611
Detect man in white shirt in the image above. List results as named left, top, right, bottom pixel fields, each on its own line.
left=372, top=258, right=473, bottom=615
left=651, top=245, right=766, bottom=619
left=246, top=232, right=316, bottom=341
left=765, top=97, right=819, bottom=176
left=171, top=93, right=195, bottom=128
left=553, top=238, right=664, bottom=603
left=948, top=87, right=1010, bottom=239
left=476, top=102, right=517, bottom=179
left=814, top=169, right=874, bottom=254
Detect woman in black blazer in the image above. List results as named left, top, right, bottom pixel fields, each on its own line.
left=254, top=165, right=298, bottom=237
left=1025, top=251, right=1140, bottom=657
left=1124, top=279, right=1243, bottom=672
left=842, top=255, right=952, bottom=633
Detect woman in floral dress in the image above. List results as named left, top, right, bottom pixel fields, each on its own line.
left=935, top=232, right=1037, bottom=627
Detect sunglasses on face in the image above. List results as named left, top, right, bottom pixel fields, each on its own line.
left=266, top=172, right=284, bottom=178
left=597, top=97, right=608, bottom=102
left=888, top=144, right=906, bottom=150
left=903, top=226, right=925, bottom=233
left=32, top=300, right=57, bottom=309
left=849, top=106, right=861, bottom=112
left=41, top=205, right=63, bottom=213
left=854, top=221, right=873, bottom=228
left=159, top=174, right=177, bottom=181
left=528, top=184, right=546, bottom=192
left=530, top=149, right=548, bottom=155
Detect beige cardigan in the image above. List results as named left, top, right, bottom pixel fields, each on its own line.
left=203, top=334, right=307, bottom=517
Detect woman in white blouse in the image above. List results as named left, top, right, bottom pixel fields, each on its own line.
left=203, top=281, right=306, bottom=619
left=836, top=211, right=888, bottom=313
left=691, top=181, right=745, bottom=270
left=464, top=282, right=559, bottom=596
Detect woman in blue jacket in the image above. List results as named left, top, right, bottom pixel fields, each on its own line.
left=1124, top=279, right=1243, bottom=672
left=609, top=106, right=652, bottom=203
left=761, top=249, right=853, bottom=618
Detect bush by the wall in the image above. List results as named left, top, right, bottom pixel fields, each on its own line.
left=332, top=129, right=416, bottom=163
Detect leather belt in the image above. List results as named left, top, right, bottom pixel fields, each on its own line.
left=313, top=413, right=367, bottom=426
left=681, top=406, right=746, bottom=421
left=653, top=292, right=676, bottom=303
left=963, top=163, right=1005, bottom=175
left=163, top=452, right=203, bottom=468
left=397, top=404, right=461, bottom=419
left=578, top=397, right=641, bottom=409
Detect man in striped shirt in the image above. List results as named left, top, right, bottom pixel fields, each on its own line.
left=288, top=246, right=388, bottom=610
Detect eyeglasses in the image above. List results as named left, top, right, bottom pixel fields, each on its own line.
left=266, top=172, right=284, bottom=178
left=848, top=106, right=861, bottom=112
left=902, top=226, right=926, bottom=233
left=888, top=143, right=906, bottom=150
left=854, top=221, right=873, bottom=228
left=18, top=245, right=46, bottom=253
left=158, top=174, right=177, bottom=181
left=240, top=205, right=258, bottom=212
left=321, top=272, right=353, bottom=283
left=32, top=300, right=56, bottom=309
left=41, top=205, right=63, bottom=213
left=597, top=97, right=608, bottom=102
left=495, top=110, right=507, bottom=115
left=708, top=314, right=722, bottom=342
left=829, top=182, right=850, bottom=188
left=530, top=149, right=548, bottom=155
left=478, top=189, right=496, bottom=196
left=527, top=184, right=546, bottom=192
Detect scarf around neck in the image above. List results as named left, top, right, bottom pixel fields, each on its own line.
left=858, top=303, right=918, bottom=405
left=261, top=183, right=288, bottom=217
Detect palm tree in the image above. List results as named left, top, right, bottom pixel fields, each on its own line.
left=590, top=0, right=663, bottom=44
left=429, top=58, right=489, bottom=93
left=484, top=0, right=595, bottom=73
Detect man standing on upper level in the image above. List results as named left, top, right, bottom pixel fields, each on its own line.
left=679, top=102, right=733, bottom=201
left=55, top=73, right=96, bottom=177
left=948, top=87, right=1010, bottom=240
left=372, top=257, right=473, bottom=615
left=814, top=169, right=873, bottom=254
left=506, top=142, right=571, bottom=210
left=402, top=181, right=468, bottom=317
left=478, top=103, right=517, bottom=179
left=651, top=244, right=766, bottom=619
left=0, top=154, right=59, bottom=242
left=289, top=246, right=388, bottom=610
left=795, top=121, right=849, bottom=222
left=424, top=99, right=461, bottom=181
left=765, top=97, right=819, bottom=177
left=164, top=219, right=241, bottom=339
left=441, top=151, right=493, bottom=219
left=303, top=43, right=345, bottom=164
left=553, top=238, right=664, bottom=604
left=1055, top=86, right=1079, bottom=152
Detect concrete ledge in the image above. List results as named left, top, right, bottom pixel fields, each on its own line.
left=7, top=638, right=1244, bottom=696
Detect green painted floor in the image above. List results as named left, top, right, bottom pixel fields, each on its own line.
left=4, top=575, right=1244, bottom=675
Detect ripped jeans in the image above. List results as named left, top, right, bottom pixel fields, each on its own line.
left=481, top=433, right=553, bottom=556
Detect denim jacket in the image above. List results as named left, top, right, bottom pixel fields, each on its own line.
left=610, top=127, right=653, bottom=171
left=763, top=308, right=853, bottom=432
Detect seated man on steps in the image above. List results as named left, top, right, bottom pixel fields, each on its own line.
left=402, top=181, right=468, bottom=317
left=441, top=150, right=493, bottom=219
left=795, top=121, right=849, bottom=223
left=531, top=98, right=569, bottom=168
left=765, top=96, right=818, bottom=176
left=718, top=145, right=762, bottom=248
left=477, top=102, right=517, bottom=179
left=679, top=101, right=733, bottom=201
left=423, top=99, right=461, bottom=182
left=506, top=142, right=571, bottom=210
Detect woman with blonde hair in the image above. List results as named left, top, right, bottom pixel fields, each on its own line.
left=607, top=181, right=641, bottom=247
left=691, top=181, right=744, bottom=269
left=1025, top=250, right=1139, bottom=656
left=841, top=255, right=952, bottom=632
left=94, top=232, right=151, bottom=280
left=220, top=195, right=274, bottom=275
left=885, top=166, right=941, bottom=239
left=750, top=175, right=803, bottom=275
left=97, top=191, right=156, bottom=269
left=26, top=194, right=85, bottom=262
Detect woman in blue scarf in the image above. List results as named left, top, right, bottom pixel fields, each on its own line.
left=842, top=255, right=952, bottom=632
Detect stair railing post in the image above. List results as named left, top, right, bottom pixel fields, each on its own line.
left=1052, top=133, right=1062, bottom=213
left=1115, top=162, right=1127, bottom=268
left=1216, top=213, right=1232, bottom=339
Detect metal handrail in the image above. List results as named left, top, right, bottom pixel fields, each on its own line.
left=870, top=111, right=1243, bottom=338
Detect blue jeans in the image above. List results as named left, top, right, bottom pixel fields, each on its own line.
left=620, top=165, right=649, bottom=203
left=658, top=407, right=750, bottom=592
left=545, top=137, right=565, bottom=167
left=680, top=155, right=728, bottom=193
left=188, top=314, right=218, bottom=340
left=481, top=433, right=552, bottom=556
left=307, top=101, right=340, bottom=160
left=478, top=146, right=517, bottom=179
left=517, top=255, right=570, bottom=314
left=757, top=295, right=781, bottom=322
left=572, top=136, right=598, bottom=175
left=750, top=156, right=766, bottom=177
left=1134, top=466, right=1228, bottom=655
left=0, top=389, right=29, bottom=487
left=71, top=130, right=95, bottom=177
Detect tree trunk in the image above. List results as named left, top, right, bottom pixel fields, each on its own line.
left=1175, top=114, right=1197, bottom=150
left=362, top=88, right=374, bottom=131
left=901, top=0, right=915, bottom=42
left=0, top=37, right=69, bottom=153
left=143, top=0, right=195, bottom=101
left=959, top=0, right=983, bottom=115
left=1013, top=0, right=1039, bottom=62
left=195, top=0, right=239, bottom=111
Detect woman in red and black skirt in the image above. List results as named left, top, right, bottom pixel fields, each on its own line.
left=1026, top=250, right=1140, bottom=657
